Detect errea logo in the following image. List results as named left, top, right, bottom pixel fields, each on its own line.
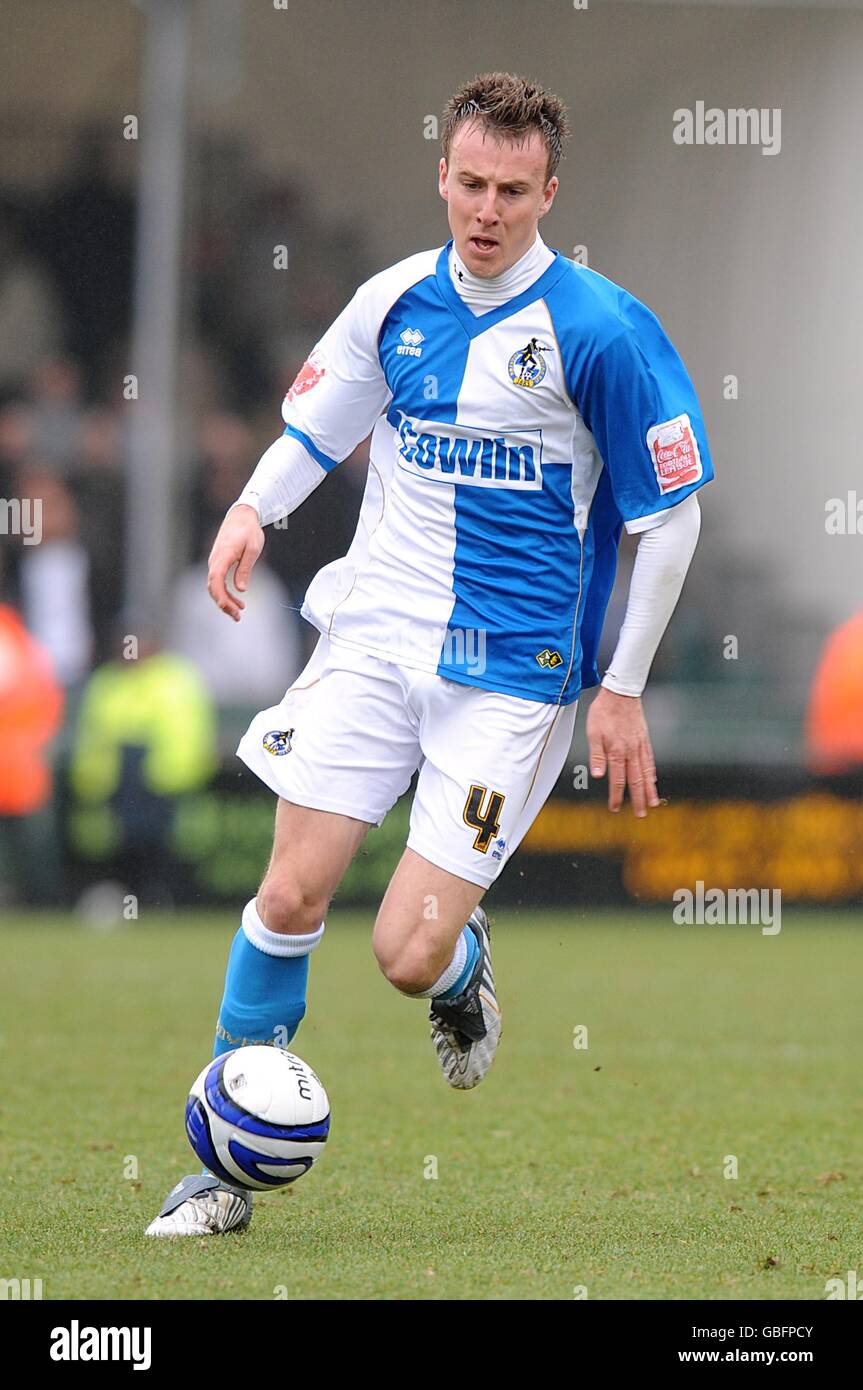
left=397, top=327, right=425, bottom=358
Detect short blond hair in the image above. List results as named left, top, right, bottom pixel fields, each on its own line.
left=442, top=72, right=570, bottom=182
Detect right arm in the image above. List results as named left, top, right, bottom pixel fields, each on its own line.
left=206, top=434, right=330, bottom=621
left=206, top=277, right=392, bottom=621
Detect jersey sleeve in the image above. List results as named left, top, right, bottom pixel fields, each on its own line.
left=280, top=280, right=392, bottom=471
left=572, top=293, right=714, bottom=533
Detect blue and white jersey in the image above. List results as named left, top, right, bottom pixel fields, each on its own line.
left=282, top=241, right=713, bottom=705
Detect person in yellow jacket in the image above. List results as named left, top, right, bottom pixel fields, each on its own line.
left=69, top=632, right=217, bottom=898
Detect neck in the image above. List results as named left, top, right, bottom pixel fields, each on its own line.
left=449, top=233, right=554, bottom=313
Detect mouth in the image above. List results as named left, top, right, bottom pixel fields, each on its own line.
left=469, top=235, right=499, bottom=255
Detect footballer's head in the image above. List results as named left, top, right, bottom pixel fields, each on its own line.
left=439, top=72, right=569, bottom=279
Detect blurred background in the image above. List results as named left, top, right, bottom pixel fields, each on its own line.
left=1, top=0, right=861, bottom=913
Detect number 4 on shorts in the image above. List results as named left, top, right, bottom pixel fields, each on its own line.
left=462, top=783, right=506, bottom=853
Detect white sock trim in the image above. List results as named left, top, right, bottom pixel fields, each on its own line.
left=241, top=898, right=325, bottom=958
left=413, top=930, right=468, bottom=999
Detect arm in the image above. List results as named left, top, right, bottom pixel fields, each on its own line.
left=586, top=492, right=702, bottom=816
left=207, top=435, right=328, bottom=621
left=563, top=292, right=713, bottom=816
left=207, top=278, right=392, bottom=621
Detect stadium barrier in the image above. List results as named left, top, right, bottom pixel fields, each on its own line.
left=52, top=760, right=863, bottom=910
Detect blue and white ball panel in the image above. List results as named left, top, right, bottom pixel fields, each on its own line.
left=185, top=1045, right=330, bottom=1192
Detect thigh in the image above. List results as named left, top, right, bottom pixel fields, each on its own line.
left=237, top=639, right=422, bottom=826
left=265, top=795, right=371, bottom=903
left=407, top=679, right=578, bottom=889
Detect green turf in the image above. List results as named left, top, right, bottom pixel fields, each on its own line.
left=2, top=908, right=861, bottom=1300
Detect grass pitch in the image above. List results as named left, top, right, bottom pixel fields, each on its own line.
left=2, top=908, right=861, bottom=1300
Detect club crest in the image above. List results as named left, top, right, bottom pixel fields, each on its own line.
left=508, top=337, right=553, bottom=388
left=263, top=728, right=294, bottom=756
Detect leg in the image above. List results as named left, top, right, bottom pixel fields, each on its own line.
left=257, top=795, right=370, bottom=935
left=373, top=847, right=484, bottom=993
left=373, top=847, right=498, bottom=1091
left=217, top=639, right=422, bottom=1058
left=147, top=641, right=420, bottom=1236
left=372, top=670, right=579, bottom=1090
left=213, top=798, right=370, bottom=1056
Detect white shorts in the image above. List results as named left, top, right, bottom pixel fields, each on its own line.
left=237, top=634, right=577, bottom=889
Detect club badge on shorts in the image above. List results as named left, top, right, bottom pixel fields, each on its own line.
left=263, top=728, right=294, bottom=756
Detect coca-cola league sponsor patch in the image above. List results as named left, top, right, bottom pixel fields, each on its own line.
left=646, top=413, right=702, bottom=495
left=286, top=351, right=325, bottom=401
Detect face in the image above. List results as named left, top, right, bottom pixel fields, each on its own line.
left=438, top=120, right=558, bottom=278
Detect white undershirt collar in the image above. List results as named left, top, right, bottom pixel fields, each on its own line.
left=448, top=233, right=555, bottom=315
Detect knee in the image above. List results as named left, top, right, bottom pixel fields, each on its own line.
left=373, top=931, right=438, bottom=995
left=257, top=874, right=328, bottom=936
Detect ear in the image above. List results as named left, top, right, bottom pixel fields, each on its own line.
left=438, top=157, right=449, bottom=202
left=538, top=175, right=559, bottom=218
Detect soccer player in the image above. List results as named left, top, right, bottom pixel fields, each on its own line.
left=146, top=72, right=712, bottom=1236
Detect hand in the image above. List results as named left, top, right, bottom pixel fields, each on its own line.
left=586, top=686, right=660, bottom=818
left=207, top=504, right=264, bottom=622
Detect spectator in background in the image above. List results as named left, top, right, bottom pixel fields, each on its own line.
left=32, top=127, right=134, bottom=395
left=189, top=411, right=260, bottom=562
left=0, top=200, right=62, bottom=403
left=0, top=399, right=35, bottom=478
left=0, top=603, right=64, bottom=905
left=69, top=624, right=217, bottom=903
left=169, top=531, right=304, bottom=708
left=28, top=355, right=85, bottom=476
left=0, top=402, right=35, bottom=600
left=806, top=611, right=863, bottom=773
left=72, top=406, right=126, bottom=664
left=226, top=179, right=368, bottom=405
left=17, top=470, right=92, bottom=686
left=0, top=604, right=64, bottom=818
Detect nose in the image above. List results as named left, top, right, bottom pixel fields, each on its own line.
left=476, top=188, right=500, bottom=226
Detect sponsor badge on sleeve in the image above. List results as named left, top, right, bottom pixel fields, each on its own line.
left=646, top=413, right=702, bottom=494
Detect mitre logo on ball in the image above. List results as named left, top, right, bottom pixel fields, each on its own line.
left=646, top=413, right=702, bottom=494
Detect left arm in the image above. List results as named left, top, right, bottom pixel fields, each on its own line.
left=586, top=493, right=701, bottom=815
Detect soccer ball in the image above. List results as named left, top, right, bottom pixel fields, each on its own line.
left=185, top=1045, right=330, bottom=1192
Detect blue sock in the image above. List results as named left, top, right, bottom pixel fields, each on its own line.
left=213, top=899, right=324, bottom=1057
left=434, top=925, right=480, bottom=1001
